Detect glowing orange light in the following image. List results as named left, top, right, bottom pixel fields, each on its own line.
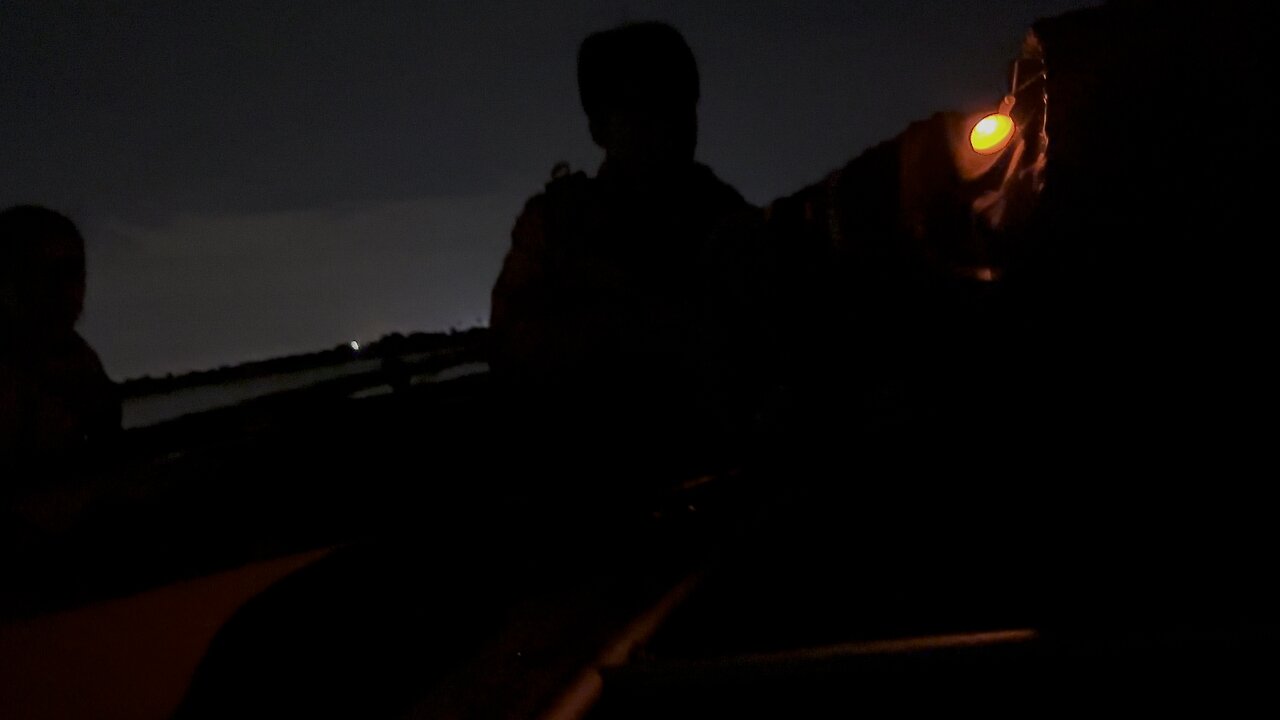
left=969, top=113, right=1015, bottom=155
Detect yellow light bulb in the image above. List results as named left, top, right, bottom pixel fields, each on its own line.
left=970, top=113, right=1015, bottom=155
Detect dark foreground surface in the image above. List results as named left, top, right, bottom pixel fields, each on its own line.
left=4, top=363, right=1279, bottom=718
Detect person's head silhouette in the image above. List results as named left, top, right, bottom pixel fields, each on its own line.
left=577, top=22, right=700, bottom=176
left=2, top=205, right=120, bottom=460
left=1, top=205, right=86, bottom=344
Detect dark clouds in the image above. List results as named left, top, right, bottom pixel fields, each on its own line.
left=2, top=0, right=1097, bottom=378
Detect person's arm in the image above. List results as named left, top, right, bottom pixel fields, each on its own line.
left=69, top=333, right=121, bottom=446
left=490, top=194, right=573, bottom=381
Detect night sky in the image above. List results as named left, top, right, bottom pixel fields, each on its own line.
left=3, top=0, right=1096, bottom=379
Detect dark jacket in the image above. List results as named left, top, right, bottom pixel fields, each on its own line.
left=490, top=162, right=764, bottom=478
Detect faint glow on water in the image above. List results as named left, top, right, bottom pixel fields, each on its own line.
left=120, top=356, right=488, bottom=428
left=120, top=360, right=382, bottom=428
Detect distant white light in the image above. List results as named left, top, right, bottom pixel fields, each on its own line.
left=350, top=341, right=360, bottom=351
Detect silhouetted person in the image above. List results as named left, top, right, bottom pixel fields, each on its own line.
left=1, top=205, right=120, bottom=469
left=490, top=22, right=766, bottom=487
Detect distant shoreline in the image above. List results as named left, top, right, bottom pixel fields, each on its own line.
left=118, top=327, right=487, bottom=398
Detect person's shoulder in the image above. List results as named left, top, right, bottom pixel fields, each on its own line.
left=521, top=163, right=594, bottom=214
left=66, top=332, right=106, bottom=369
left=66, top=333, right=122, bottom=431
left=689, top=163, right=752, bottom=212
left=512, top=164, right=596, bottom=250
left=545, top=162, right=594, bottom=198
left=47, top=333, right=113, bottom=389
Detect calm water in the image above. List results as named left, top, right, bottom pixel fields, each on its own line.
left=121, top=358, right=488, bottom=429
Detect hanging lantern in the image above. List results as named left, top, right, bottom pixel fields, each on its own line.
left=969, top=113, right=1016, bottom=155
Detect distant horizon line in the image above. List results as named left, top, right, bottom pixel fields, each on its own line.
left=115, top=325, right=488, bottom=387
